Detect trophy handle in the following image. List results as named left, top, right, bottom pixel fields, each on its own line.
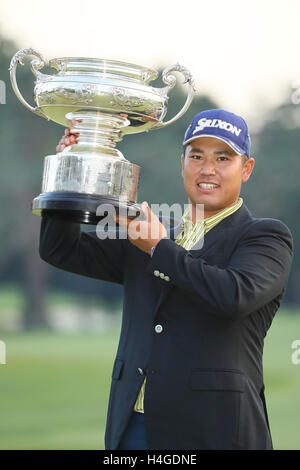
left=9, top=48, right=48, bottom=119
left=151, top=63, right=196, bottom=130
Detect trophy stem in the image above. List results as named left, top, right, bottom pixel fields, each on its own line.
left=64, top=111, right=130, bottom=157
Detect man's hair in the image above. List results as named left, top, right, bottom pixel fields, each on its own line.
left=183, top=145, right=248, bottom=166
left=241, top=154, right=248, bottom=166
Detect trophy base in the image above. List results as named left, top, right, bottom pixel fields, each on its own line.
left=32, top=192, right=142, bottom=225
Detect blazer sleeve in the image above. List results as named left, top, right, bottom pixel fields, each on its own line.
left=146, top=218, right=293, bottom=319
left=39, top=216, right=127, bottom=284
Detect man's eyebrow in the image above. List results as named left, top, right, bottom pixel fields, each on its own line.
left=187, top=148, right=204, bottom=153
left=214, top=149, right=235, bottom=155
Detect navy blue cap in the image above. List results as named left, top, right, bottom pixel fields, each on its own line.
left=183, top=109, right=251, bottom=158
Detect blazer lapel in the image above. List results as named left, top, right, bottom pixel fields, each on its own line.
left=152, top=203, right=252, bottom=316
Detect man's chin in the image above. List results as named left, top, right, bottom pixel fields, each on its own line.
left=190, top=195, right=220, bottom=209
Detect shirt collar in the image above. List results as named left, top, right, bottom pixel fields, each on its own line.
left=182, top=197, right=244, bottom=227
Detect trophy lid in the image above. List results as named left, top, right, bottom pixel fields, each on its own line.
left=48, top=57, right=158, bottom=83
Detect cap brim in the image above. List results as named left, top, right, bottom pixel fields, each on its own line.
left=183, top=134, right=246, bottom=156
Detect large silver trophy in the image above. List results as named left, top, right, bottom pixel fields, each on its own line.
left=10, top=48, right=195, bottom=224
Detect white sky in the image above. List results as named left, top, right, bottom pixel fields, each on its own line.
left=1, top=0, right=300, bottom=129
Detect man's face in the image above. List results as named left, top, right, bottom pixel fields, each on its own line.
left=181, top=137, right=255, bottom=217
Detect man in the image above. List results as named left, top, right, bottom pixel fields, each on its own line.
left=39, top=109, right=293, bottom=450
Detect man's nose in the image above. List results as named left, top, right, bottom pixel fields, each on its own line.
left=200, top=159, right=216, bottom=174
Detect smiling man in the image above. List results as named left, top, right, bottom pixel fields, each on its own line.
left=181, top=110, right=254, bottom=221
left=39, top=109, right=293, bottom=450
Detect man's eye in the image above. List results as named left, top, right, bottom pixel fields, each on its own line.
left=218, top=156, right=229, bottom=161
left=190, top=155, right=202, bottom=159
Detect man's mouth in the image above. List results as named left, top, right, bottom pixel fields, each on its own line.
left=196, top=183, right=220, bottom=191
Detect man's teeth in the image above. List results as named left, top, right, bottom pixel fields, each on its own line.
left=198, top=183, right=219, bottom=189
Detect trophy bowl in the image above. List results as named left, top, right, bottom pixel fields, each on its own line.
left=10, top=48, right=195, bottom=224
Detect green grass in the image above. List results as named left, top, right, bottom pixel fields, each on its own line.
left=263, top=309, right=300, bottom=450
left=0, top=308, right=300, bottom=449
left=0, top=329, right=120, bottom=449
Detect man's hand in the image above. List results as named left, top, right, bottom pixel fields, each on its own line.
left=115, top=201, right=167, bottom=255
left=56, top=128, right=80, bottom=153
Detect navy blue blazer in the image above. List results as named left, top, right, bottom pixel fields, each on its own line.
left=39, top=203, right=293, bottom=450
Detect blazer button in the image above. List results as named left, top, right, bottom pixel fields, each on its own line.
left=164, top=276, right=170, bottom=282
left=154, top=270, right=160, bottom=277
left=138, top=367, right=144, bottom=375
left=159, top=272, right=165, bottom=279
left=155, top=324, right=163, bottom=333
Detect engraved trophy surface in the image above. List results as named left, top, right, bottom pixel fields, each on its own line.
left=10, top=48, right=195, bottom=224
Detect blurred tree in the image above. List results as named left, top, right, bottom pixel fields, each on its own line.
left=0, top=36, right=62, bottom=328
left=241, top=96, right=300, bottom=304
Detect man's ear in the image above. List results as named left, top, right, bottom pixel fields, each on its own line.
left=242, top=157, right=255, bottom=182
